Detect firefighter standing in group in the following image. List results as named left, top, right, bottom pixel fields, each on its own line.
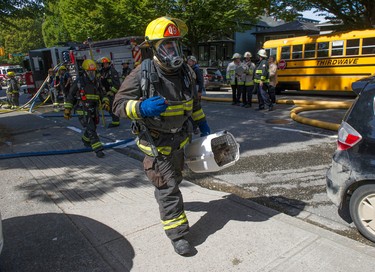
left=226, top=53, right=244, bottom=105
left=55, top=66, right=72, bottom=105
left=241, top=52, right=255, bottom=108
left=64, top=59, right=110, bottom=158
left=121, top=61, right=132, bottom=81
left=99, top=57, right=121, bottom=128
left=254, top=49, right=273, bottom=111
left=113, top=16, right=211, bottom=256
left=5, top=71, right=20, bottom=109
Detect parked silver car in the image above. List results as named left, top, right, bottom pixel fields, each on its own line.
left=200, top=67, right=226, bottom=91
left=326, top=76, right=375, bottom=242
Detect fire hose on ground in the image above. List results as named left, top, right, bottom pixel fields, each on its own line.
left=0, top=63, right=63, bottom=114
left=201, top=96, right=353, bottom=131
left=0, top=138, right=134, bottom=160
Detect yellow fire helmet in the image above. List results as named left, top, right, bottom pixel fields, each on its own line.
left=82, top=59, right=97, bottom=71
left=145, top=16, right=188, bottom=43
left=58, top=65, right=67, bottom=71
left=7, top=71, right=15, bottom=77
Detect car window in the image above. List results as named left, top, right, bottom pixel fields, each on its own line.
left=207, top=69, right=222, bottom=76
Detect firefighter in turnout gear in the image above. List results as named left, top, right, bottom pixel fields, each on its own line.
left=5, top=71, right=20, bottom=109
left=226, top=53, right=244, bottom=105
left=242, top=52, right=255, bottom=108
left=64, top=59, right=110, bottom=158
left=254, top=49, right=273, bottom=111
left=113, top=16, right=211, bottom=256
left=99, top=57, right=121, bottom=128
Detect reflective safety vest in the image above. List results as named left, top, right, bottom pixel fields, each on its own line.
left=243, top=61, right=255, bottom=86
left=226, top=62, right=244, bottom=86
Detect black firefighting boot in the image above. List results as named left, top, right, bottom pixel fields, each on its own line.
left=95, top=150, right=105, bottom=158
left=171, top=238, right=191, bottom=256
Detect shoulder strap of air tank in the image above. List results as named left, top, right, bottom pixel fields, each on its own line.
left=141, top=58, right=161, bottom=99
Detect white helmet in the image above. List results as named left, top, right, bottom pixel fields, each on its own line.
left=257, top=49, right=267, bottom=58
left=244, top=52, right=252, bottom=58
left=231, top=53, right=242, bottom=59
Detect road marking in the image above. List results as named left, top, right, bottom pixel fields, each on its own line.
left=67, top=126, right=82, bottom=133
left=272, top=126, right=338, bottom=138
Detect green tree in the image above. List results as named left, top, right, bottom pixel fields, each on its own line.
left=265, top=0, right=375, bottom=31
left=42, top=0, right=70, bottom=47
left=174, top=0, right=264, bottom=54
left=308, top=0, right=375, bottom=30
left=0, top=11, right=44, bottom=64
left=0, top=0, right=44, bottom=27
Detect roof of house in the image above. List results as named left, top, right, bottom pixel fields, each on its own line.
left=254, top=20, right=319, bottom=34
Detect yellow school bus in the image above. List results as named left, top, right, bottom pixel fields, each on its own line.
left=263, top=29, right=375, bottom=92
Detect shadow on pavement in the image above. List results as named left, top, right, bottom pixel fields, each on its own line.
left=250, top=195, right=307, bottom=217
left=0, top=213, right=134, bottom=272
left=185, top=195, right=278, bottom=246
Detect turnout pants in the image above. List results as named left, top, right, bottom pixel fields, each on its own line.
left=231, top=82, right=244, bottom=104
left=108, top=96, right=120, bottom=125
left=243, top=85, right=253, bottom=106
left=6, top=93, right=19, bottom=107
left=79, top=108, right=103, bottom=153
left=255, top=83, right=272, bottom=109
left=143, top=149, right=189, bottom=241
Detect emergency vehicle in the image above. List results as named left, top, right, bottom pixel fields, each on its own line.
left=0, top=64, right=25, bottom=87
left=25, top=36, right=150, bottom=101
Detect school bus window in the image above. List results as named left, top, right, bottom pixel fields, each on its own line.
left=266, top=48, right=277, bottom=60
left=362, top=37, right=375, bottom=55
left=304, top=43, right=316, bottom=58
left=331, top=40, right=344, bottom=56
left=317, top=42, right=329, bottom=58
left=346, top=39, right=359, bottom=56
left=292, top=45, right=302, bottom=59
left=281, top=46, right=291, bottom=59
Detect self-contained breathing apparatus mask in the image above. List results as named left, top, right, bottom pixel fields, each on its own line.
left=86, top=70, right=96, bottom=81
left=154, top=39, right=184, bottom=70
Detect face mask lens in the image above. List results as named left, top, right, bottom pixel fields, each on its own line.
left=156, top=39, right=183, bottom=69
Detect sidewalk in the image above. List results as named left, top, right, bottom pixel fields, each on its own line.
left=0, top=111, right=375, bottom=271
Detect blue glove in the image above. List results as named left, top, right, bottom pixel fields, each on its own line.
left=139, top=96, right=168, bottom=117
left=198, top=120, right=211, bottom=137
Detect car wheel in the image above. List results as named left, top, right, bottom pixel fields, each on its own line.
left=349, top=184, right=375, bottom=242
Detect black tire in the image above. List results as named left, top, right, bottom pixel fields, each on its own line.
left=349, top=184, right=375, bottom=242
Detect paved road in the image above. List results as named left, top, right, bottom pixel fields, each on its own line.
left=1, top=89, right=369, bottom=244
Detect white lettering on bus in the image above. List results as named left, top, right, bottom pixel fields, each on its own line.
left=317, top=58, right=359, bottom=66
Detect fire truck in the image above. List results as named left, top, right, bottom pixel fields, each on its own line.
left=25, top=36, right=150, bottom=101
left=0, top=64, right=26, bottom=87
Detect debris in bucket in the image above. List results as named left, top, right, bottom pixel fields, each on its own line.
left=212, top=142, right=232, bottom=166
